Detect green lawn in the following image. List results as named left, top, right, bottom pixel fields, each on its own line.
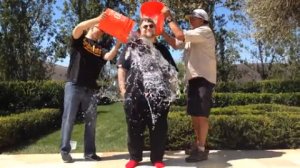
left=8, top=102, right=127, bottom=154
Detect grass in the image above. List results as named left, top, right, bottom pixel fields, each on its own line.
left=7, top=102, right=127, bottom=154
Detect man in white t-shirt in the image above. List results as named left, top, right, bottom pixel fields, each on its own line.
left=161, top=7, right=216, bottom=162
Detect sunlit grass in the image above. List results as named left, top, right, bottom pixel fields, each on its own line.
left=7, top=102, right=127, bottom=154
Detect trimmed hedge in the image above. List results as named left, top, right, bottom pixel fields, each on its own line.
left=215, top=80, right=300, bottom=93
left=166, top=112, right=300, bottom=150
left=173, top=92, right=300, bottom=107
left=0, top=81, right=64, bottom=115
left=214, top=93, right=300, bottom=107
left=0, top=108, right=61, bottom=150
left=144, top=104, right=300, bottom=150
left=170, top=104, right=300, bottom=115
left=0, top=80, right=116, bottom=116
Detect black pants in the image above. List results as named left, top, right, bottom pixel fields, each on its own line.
left=124, top=93, right=169, bottom=163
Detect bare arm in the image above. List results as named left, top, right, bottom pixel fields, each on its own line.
left=117, top=67, right=127, bottom=98
left=161, top=7, right=185, bottom=41
left=167, top=19, right=185, bottom=41
left=103, top=40, right=122, bottom=60
left=161, top=31, right=177, bottom=49
left=161, top=30, right=185, bottom=50
left=72, top=13, right=105, bottom=39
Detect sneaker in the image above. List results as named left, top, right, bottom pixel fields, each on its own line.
left=184, top=144, right=209, bottom=155
left=153, top=161, right=165, bottom=168
left=185, top=143, right=198, bottom=155
left=125, top=160, right=139, bottom=168
left=84, top=154, right=102, bottom=161
left=185, top=148, right=209, bottom=162
left=61, top=152, right=73, bottom=163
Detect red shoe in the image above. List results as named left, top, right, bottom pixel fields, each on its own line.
left=154, top=161, right=165, bottom=168
left=125, top=160, right=138, bottom=168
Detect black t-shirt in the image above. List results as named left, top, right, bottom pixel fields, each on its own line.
left=153, top=43, right=178, bottom=72
left=66, top=34, right=107, bottom=89
left=117, top=40, right=178, bottom=72
left=117, top=38, right=178, bottom=101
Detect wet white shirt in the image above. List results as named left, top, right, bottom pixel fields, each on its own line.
left=176, top=25, right=217, bottom=84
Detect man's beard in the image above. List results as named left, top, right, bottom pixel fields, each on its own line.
left=144, top=31, right=155, bottom=38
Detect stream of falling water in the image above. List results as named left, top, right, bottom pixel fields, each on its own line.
left=124, top=37, right=179, bottom=129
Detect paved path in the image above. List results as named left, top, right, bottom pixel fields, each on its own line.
left=1, top=150, right=300, bottom=168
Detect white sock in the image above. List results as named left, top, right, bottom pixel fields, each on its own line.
left=198, top=146, right=205, bottom=152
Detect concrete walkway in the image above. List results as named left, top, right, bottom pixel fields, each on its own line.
left=1, top=150, right=300, bottom=168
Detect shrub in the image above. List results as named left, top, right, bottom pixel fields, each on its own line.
left=215, top=80, right=300, bottom=93
left=0, top=81, right=64, bottom=115
left=166, top=112, right=300, bottom=150
left=260, top=80, right=300, bottom=93
left=0, top=80, right=119, bottom=115
left=173, top=93, right=300, bottom=107
left=173, top=93, right=186, bottom=106
left=170, top=104, right=300, bottom=115
left=0, top=108, right=61, bottom=150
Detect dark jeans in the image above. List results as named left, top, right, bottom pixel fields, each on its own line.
left=124, top=93, right=169, bottom=163
left=60, top=82, right=98, bottom=156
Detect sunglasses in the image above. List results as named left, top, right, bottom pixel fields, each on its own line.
left=189, top=17, right=199, bottom=20
left=142, top=24, right=155, bottom=29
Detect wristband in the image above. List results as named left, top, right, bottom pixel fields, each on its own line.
left=165, top=16, right=174, bottom=24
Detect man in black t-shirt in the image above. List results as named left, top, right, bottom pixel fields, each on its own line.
left=60, top=12, right=122, bottom=163
left=117, top=18, right=178, bottom=168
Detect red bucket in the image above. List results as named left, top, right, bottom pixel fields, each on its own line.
left=140, top=1, right=165, bottom=35
left=98, top=8, right=135, bottom=43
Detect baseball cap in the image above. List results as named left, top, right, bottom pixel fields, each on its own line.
left=188, top=9, right=209, bottom=21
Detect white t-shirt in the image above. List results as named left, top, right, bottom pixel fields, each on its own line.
left=176, top=25, right=217, bottom=84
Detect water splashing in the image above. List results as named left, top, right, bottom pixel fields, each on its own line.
left=85, top=92, right=98, bottom=126
left=124, top=37, right=179, bottom=129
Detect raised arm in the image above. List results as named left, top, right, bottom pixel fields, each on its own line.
left=117, top=67, right=127, bottom=98
left=161, top=30, right=186, bottom=50
left=161, top=30, right=177, bottom=49
left=72, top=13, right=105, bottom=39
left=161, top=6, right=185, bottom=42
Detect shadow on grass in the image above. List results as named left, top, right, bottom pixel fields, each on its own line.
left=97, top=110, right=110, bottom=114
left=1, top=128, right=61, bottom=154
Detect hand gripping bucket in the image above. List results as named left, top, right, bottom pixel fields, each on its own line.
left=140, top=1, right=165, bottom=35
left=98, top=8, right=135, bottom=43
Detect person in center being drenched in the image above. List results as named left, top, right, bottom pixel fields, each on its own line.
left=117, top=18, right=178, bottom=168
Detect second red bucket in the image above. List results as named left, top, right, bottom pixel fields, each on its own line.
left=98, top=8, right=135, bottom=43
left=140, top=1, right=165, bottom=35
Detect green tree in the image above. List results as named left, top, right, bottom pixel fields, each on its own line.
left=246, top=0, right=300, bottom=80
left=249, top=40, right=287, bottom=80
left=215, top=15, right=242, bottom=82
left=0, top=0, right=56, bottom=81
left=246, top=0, right=299, bottom=44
